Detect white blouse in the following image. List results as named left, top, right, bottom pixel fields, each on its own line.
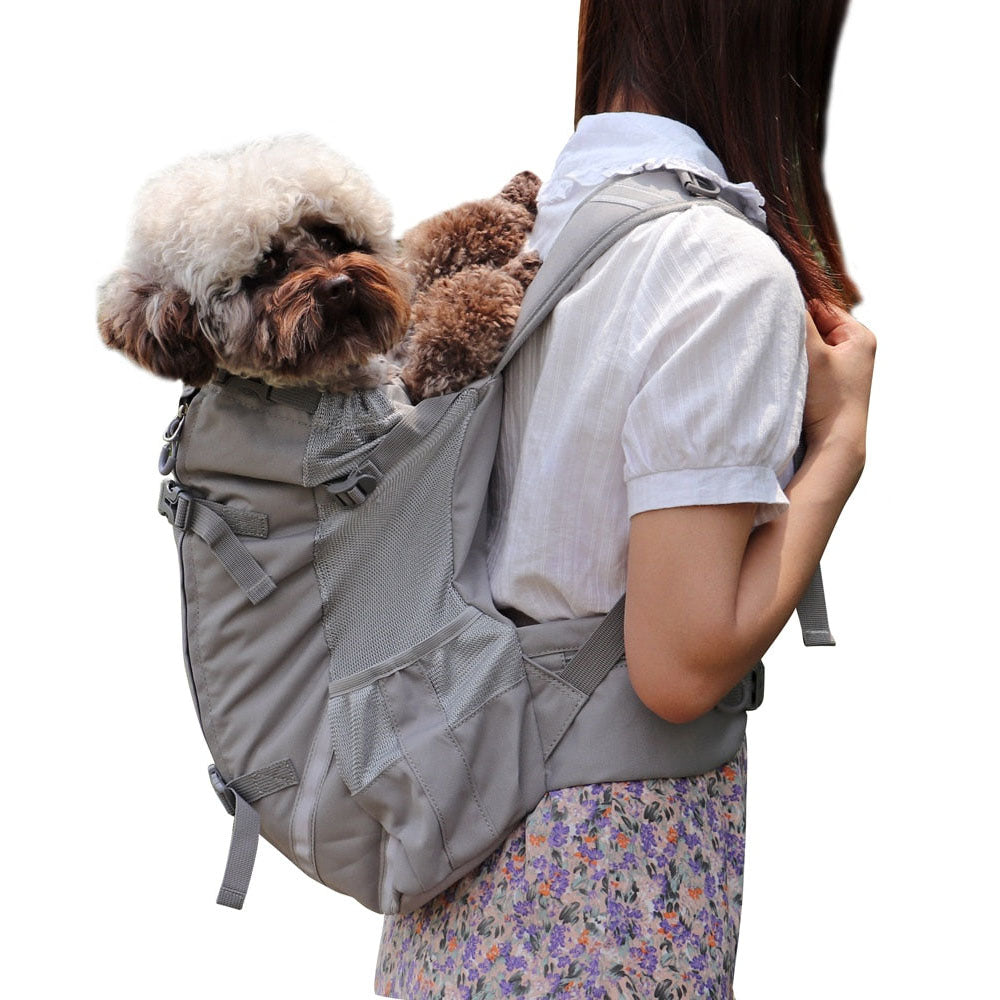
left=487, top=113, right=807, bottom=622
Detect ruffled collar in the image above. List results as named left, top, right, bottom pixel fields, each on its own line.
left=530, top=112, right=767, bottom=257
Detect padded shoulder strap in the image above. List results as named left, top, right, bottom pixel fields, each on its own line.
left=495, top=169, right=747, bottom=375
left=498, top=169, right=833, bottom=708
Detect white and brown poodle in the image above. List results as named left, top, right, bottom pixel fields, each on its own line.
left=97, top=135, right=413, bottom=394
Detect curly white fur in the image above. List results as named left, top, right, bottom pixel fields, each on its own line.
left=117, top=135, right=395, bottom=307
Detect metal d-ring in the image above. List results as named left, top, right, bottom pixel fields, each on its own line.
left=158, top=387, right=200, bottom=476
left=163, top=404, right=188, bottom=443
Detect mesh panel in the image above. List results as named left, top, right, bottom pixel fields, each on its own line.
left=309, top=393, right=476, bottom=681
left=304, top=389, right=403, bottom=483
left=420, top=614, right=524, bottom=728
left=307, top=387, right=516, bottom=792
left=329, top=685, right=402, bottom=793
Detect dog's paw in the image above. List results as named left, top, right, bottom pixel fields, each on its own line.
left=402, top=266, right=526, bottom=400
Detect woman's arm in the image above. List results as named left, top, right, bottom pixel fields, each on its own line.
left=625, top=301, right=876, bottom=723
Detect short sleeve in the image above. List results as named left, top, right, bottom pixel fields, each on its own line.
left=622, top=210, right=807, bottom=528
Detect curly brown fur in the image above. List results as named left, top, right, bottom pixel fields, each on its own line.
left=499, top=251, right=542, bottom=291
left=397, top=172, right=543, bottom=402
left=401, top=172, right=542, bottom=293
left=219, top=236, right=413, bottom=390
left=402, top=266, right=529, bottom=400
left=98, top=275, right=216, bottom=384
left=498, top=170, right=541, bottom=215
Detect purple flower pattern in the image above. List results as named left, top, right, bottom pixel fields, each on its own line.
left=374, top=737, right=746, bottom=999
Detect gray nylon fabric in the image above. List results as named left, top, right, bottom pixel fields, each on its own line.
left=266, top=384, right=322, bottom=413
left=306, top=383, right=525, bottom=798
left=159, top=169, right=833, bottom=915
left=356, top=392, right=455, bottom=481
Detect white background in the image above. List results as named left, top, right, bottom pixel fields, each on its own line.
left=3, top=2, right=997, bottom=997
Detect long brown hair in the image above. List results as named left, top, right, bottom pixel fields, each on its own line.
left=576, top=0, right=859, bottom=307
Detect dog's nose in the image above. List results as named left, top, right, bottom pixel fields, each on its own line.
left=321, top=274, right=354, bottom=305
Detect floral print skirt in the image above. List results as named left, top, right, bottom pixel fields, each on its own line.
left=374, top=735, right=747, bottom=1000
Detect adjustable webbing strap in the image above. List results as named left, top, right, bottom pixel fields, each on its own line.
left=158, top=480, right=276, bottom=605
left=796, top=567, right=834, bottom=645
left=209, top=759, right=300, bottom=910
left=215, top=793, right=260, bottom=910
left=791, top=437, right=836, bottom=646
left=559, top=596, right=626, bottom=695
left=228, top=758, right=299, bottom=802
left=176, top=493, right=269, bottom=538
left=559, top=595, right=766, bottom=713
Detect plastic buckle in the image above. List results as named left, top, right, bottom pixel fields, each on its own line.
left=715, top=661, right=765, bottom=714
left=208, top=764, right=236, bottom=817
left=157, top=479, right=191, bottom=530
left=677, top=170, right=721, bottom=199
left=326, top=463, right=380, bottom=508
left=746, top=660, right=765, bottom=711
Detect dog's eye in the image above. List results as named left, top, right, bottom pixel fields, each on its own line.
left=310, top=225, right=351, bottom=253
left=259, top=250, right=280, bottom=271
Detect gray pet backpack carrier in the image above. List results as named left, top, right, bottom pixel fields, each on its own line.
left=155, top=169, right=834, bottom=914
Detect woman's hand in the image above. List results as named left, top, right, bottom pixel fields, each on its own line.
left=802, top=299, right=876, bottom=460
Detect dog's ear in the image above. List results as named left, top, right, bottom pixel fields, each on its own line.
left=97, top=270, right=216, bottom=385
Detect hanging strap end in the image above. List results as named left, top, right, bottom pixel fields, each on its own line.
left=216, top=886, right=248, bottom=910
left=802, top=628, right=836, bottom=648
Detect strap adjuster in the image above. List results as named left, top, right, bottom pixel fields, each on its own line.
left=676, top=170, right=721, bottom=199
left=208, top=764, right=236, bottom=816
left=326, top=463, right=380, bottom=507
left=716, top=661, right=765, bottom=714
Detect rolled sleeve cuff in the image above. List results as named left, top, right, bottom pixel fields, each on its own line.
left=626, top=465, right=789, bottom=527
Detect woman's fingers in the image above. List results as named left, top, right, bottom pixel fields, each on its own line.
left=807, top=298, right=876, bottom=352
left=804, top=311, right=826, bottom=368
left=806, top=299, right=847, bottom=344
left=801, top=297, right=877, bottom=453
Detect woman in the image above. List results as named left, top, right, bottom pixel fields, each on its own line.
left=375, top=1, right=874, bottom=996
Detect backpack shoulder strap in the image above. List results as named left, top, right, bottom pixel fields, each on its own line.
left=495, top=168, right=742, bottom=375
left=497, top=169, right=832, bottom=713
